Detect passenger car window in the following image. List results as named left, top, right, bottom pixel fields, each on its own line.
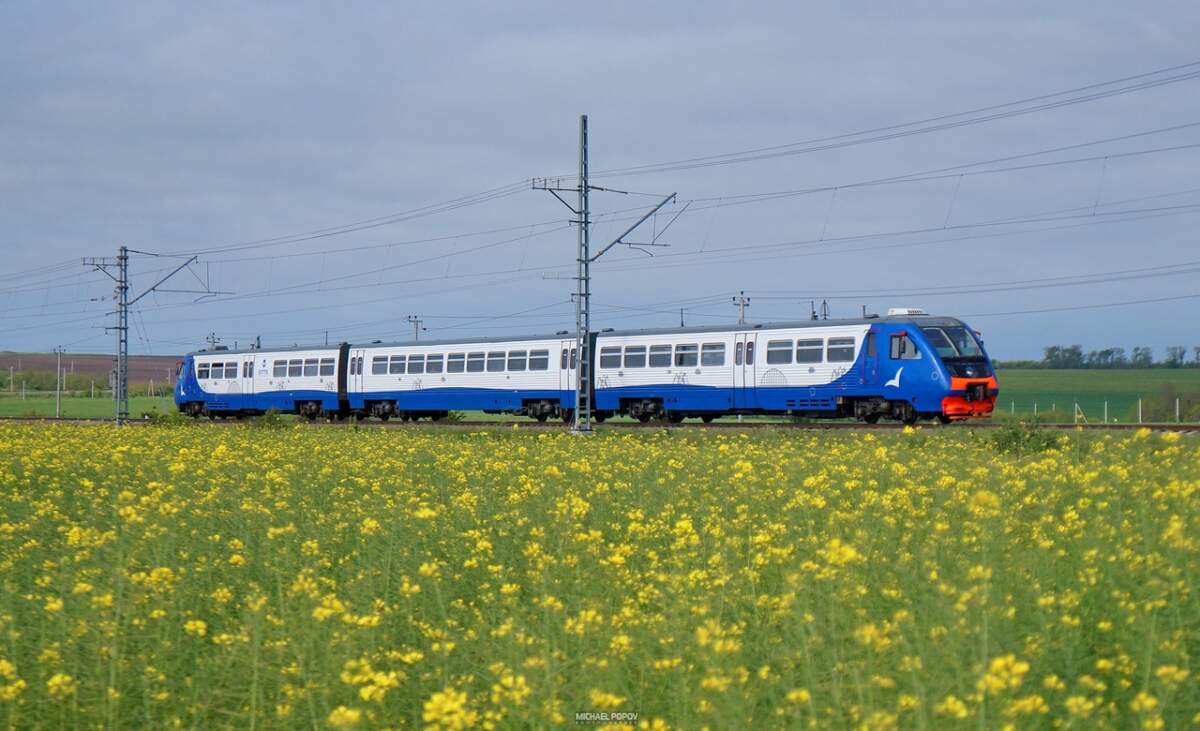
left=448, top=353, right=466, bottom=373
left=303, top=359, right=318, bottom=377
left=701, top=343, right=725, bottom=367
left=486, top=351, right=505, bottom=372
left=198, top=363, right=210, bottom=379
left=273, top=360, right=286, bottom=377
left=507, top=351, right=527, bottom=371
left=827, top=337, right=856, bottom=362
left=649, top=344, right=671, bottom=367
left=529, top=350, right=550, bottom=370
left=766, top=339, right=793, bottom=365
left=371, top=356, right=387, bottom=375
left=796, top=338, right=823, bottom=363
left=624, top=346, right=646, bottom=368
left=288, top=360, right=302, bottom=377
left=408, top=354, right=425, bottom=374
left=389, top=355, right=406, bottom=374
left=467, top=352, right=485, bottom=373
left=599, top=347, right=621, bottom=369
left=319, top=358, right=335, bottom=376
left=427, top=354, right=444, bottom=374
left=674, top=344, right=698, bottom=367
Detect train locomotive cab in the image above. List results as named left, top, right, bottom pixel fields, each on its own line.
left=919, top=323, right=998, bottom=420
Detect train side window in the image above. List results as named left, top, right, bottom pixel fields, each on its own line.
left=796, top=338, right=823, bottom=363
left=467, top=352, right=485, bottom=372
left=649, top=344, right=671, bottom=367
left=766, top=339, right=793, bottom=365
left=198, top=363, right=210, bottom=379
left=303, top=359, right=318, bottom=377
left=701, top=343, right=725, bottom=367
left=745, top=341, right=754, bottom=364
left=890, top=334, right=922, bottom=360
left=319, top=358, right=335, bottom=376
left=570, top=348, right=577, bottom=369
left=866, top=333, right=876, bottom=358
left=486, top=351, right=505, bottom=372
left=674, top=344, right=698, bottom=367
left=448, top=353, right=466, bottom=373
left=408, top=354, right=425, bottom=374
left=371, top=356, right=387, bottom=375
left=389, top=355, right=406, bottom=374
left=427, top=354, right=444, bottom=374
left=827, top=337, right=856, bottom=362
left=624, top=346, right=646, bottom=368
left=288, top=360, right=302, bottom=377
left=227, top=363, right=240, bottom=379
left=273, top=360, right=286, bottom=377
left=243, top=361, right=253, bottom=378
left=599, top=346, right=621, bottom=369
left=529, top=349, right=550, bottom=370
left=508, top=350, right=527, bottom=371
left=735, top=342, right=743, bottom=366
left=561, top=349, right=568, bottom=369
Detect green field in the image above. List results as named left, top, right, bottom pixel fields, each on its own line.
left=995, top=369, right=1200, bottom=422
left=0, top=396, right=175, bottom=419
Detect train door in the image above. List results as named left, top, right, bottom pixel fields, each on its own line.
left=350, top=348, right=366, bottom=393
left=733, top=333, right=756, bottom=409
left=559, top=339, right=577, bottom=408
left=240, top=356, right=256, bottom=408
left=862, top=330, right=879, bottom=386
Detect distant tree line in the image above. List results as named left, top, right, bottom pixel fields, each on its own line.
left=997, top=345, right=1200, bottom=369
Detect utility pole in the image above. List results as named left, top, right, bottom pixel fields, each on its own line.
left=680, top=309, right=685, bottom=328
left=534, top=114, right=678, bottom=434
left=406, top=316, right=425, bottom=341
left=84, top=247, right=227, bottom=424
left=54, top=346, right=63, bottom=418
left=821, top=299, right=830, bottom=320
left=733, top=291, right=750, bottom=324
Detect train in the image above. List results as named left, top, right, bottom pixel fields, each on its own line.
left=174, top=308, right=999, bottom=424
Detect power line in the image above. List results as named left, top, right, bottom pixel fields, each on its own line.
left=580, top=61, right=1200, bottom=179
left=963, top=292, right=1200, bottom=318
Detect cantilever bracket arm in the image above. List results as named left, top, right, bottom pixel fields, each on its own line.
left=591, top=192, right=677, bottom=262
left=128, top=255, right=197, bottom=305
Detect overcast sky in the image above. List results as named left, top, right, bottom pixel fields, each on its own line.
left=2, top=1, right=1198, bottom=360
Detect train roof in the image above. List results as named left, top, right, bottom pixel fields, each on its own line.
left=184, top=314, right=968, bottom=357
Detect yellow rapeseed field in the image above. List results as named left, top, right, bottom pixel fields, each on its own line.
left=0, top=422, right=1196, bottom=729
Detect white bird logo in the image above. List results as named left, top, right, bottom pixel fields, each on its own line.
left=885, top=367, right=903, bottom=388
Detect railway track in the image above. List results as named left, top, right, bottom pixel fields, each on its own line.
left=1, top=414, right=1196, bottom=433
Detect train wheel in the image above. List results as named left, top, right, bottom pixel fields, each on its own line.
left=667, top=413, right=684, bottom=424
left=701, top=415, right=714, bottom=423
left=937, top=414, right=952, bottom=424
left=561, top=409, right=574, bottom=423
left=863, top=414, right=881, bottom=424
left=901, top=409, right=918, bottom=426
left=378, top=413, right=389, bottom=422
left=636, top=413, right=651, bottom=423
left=535, top=413, right=548, bottom=422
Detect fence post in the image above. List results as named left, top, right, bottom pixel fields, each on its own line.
left=1104, top=400, right=1108, bottom=424
left=1034, top=402, right=1038, bottom=417
left=1177, top=397, right=1181, bottom=423
left=1138, top=399, right=1142, bottom=424
left=1010, top=401, right=1014, bottom=414
left=1051, top=402, right=1056, bottom=423
left=1074, top=402, right=1078, bottom=425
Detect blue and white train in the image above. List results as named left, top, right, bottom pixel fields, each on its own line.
left=174, top=309, right=999, bottom=424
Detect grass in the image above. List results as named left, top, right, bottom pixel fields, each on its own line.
left=0, top=395, right=175, bottom=419
left=0, top=423, right=1195, bottom=728
left=995, top=368, right=1200, bottom=422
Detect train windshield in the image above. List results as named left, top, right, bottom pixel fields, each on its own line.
left=921, top=326, right=984, bottom=359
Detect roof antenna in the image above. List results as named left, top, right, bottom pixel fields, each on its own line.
left=810, top=301, right=818, bottom=321
left=821, top=299, right=830, bottom=320
left=862, top=304, right=867, bottom=318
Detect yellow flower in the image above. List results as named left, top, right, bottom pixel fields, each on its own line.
left=46, top=673, right=75, bottom=700
left=422, top=687, right=478, bottom=730
left=184, top=619, right=207, bottom=637
left=326, top=705, right=362, bottom=728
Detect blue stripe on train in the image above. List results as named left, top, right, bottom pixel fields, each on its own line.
left=351, top=388, right=574, bottom=412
